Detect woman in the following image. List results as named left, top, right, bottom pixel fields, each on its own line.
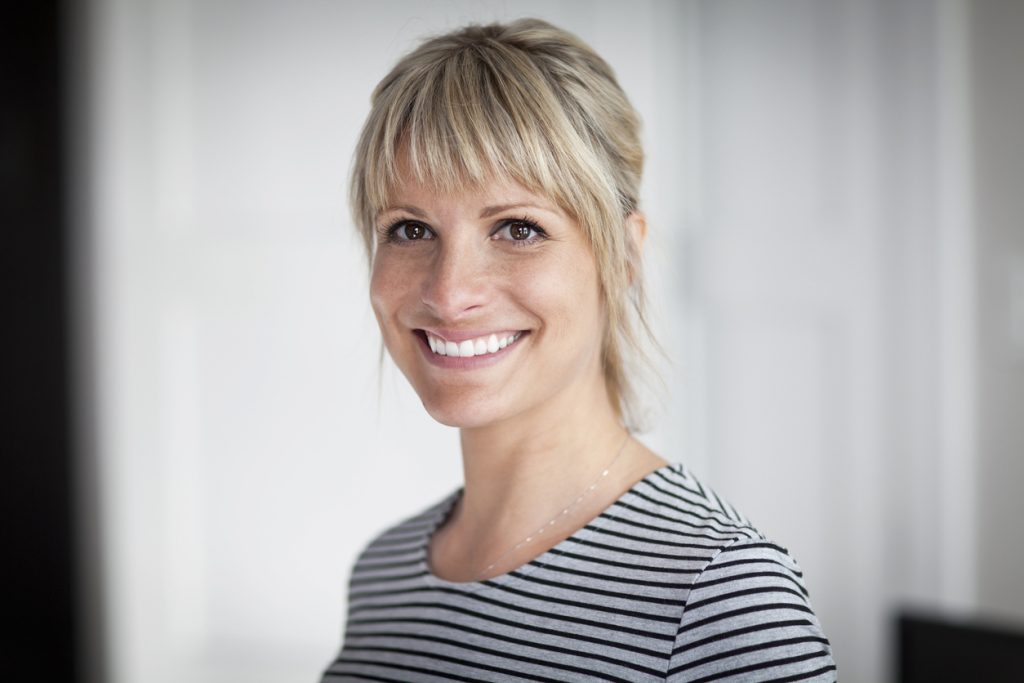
left=322, top=18, right=836, bottom=682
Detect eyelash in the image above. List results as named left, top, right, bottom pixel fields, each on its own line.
left=380, top=216, right=549, bottom=247
left=380, top=220, right=433, bottom=243
left=493, top=216, right=548, bottom=247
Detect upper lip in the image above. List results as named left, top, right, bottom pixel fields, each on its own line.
left=418, top=328, right=526, bottom=343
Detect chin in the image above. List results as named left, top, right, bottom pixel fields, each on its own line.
left=419, top=393, right=510, bottom=430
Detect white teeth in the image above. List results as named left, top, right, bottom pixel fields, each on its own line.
left=425, top=332, right=521, bottom=358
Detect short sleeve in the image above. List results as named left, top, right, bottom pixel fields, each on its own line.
left=666, top=538, right=837, bottom=682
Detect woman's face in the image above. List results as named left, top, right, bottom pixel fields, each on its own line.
left=370, top=169, right=607, bottom=429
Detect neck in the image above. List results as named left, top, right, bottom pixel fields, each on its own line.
left=451, top=370, right=630, bottom=557
left=429, top=369, right=669, bottom=582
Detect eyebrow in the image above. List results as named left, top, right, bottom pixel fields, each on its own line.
left=379, top=205, right=428, bottom=218
left=377, top=202, right=559, bottom=221
left=479, top=202, right=557, bottom=218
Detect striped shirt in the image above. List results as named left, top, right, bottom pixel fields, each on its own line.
left=322, top=463, right=836, bottom=681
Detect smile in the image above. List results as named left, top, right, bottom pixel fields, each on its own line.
left=425, top=331, right=522, bottom=358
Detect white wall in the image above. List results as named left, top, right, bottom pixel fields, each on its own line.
left=971, top=0, right=1024, bottom=623
left=76, top=2, right=1020, bottom=682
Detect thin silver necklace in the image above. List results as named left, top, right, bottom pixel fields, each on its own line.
left=471, top=432, right=632, bottom=582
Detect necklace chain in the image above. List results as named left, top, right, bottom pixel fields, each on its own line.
left=471, top=432, right=632, bottom=582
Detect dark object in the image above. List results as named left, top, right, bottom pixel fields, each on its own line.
left=0, top=1, right=78, bottom=681
left=898, top=612, right=1024, bottom=683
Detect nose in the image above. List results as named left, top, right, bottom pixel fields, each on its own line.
left=420, top=239, right=488, bottom=320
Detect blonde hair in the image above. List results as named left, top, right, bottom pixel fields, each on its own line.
left=351, top=18, right=655, bottom=429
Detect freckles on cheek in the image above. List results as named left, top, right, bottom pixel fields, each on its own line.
left=529, top=271, right=598, bottom=337
left=369, top=258, right=399, bottom=310
left=369, top=265, right=402, bottom=340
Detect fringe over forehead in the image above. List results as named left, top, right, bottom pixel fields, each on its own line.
left=350, top=18, right=652, bottom=429
left=352, top=19, right=642, bottom=257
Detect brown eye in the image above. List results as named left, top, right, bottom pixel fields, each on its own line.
left=492, top=218, right=547, bottom=245
left=388, top=221, right=433, bottom=242
left=509, top=222, right=532, bottom=240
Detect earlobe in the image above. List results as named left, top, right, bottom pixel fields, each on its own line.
left=627, top=212, right=648, bottom=253
left=626, top=212, right=648, bottom=285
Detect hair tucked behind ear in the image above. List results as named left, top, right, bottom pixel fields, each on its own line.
left=351, top=18, right=658, bottom=430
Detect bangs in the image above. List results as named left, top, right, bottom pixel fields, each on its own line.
left=355, top=37, right=613, bottom=238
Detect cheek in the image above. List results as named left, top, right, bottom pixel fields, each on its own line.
left=527, top=253, right=604, bottom=343
left=368, top=262, right=388, bottom=315
left=369, top=257, right=410, bottom=340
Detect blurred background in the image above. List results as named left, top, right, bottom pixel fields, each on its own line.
left=4, top=0, right=1023, bottom=681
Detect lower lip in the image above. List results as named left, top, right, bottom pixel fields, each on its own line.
left=416, top=332, right=527, bottom=369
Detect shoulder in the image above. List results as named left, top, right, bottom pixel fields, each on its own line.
left=635, top=463, right=755, bottom=527
left=347, top=488, right=457, bottom=579
left=627, top=463, right=806, bottom=566
left=605, top=462, right=766, bottom=558
left=644, top=465, right=837, bottom=681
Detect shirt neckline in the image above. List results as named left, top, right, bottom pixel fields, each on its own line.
left=417, top=462, right=681, bottom=594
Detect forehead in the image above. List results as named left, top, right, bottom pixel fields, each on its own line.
left=380, top=163, right=566, bottom=220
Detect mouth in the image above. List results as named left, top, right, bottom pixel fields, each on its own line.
left=413, top=329, right=529, bottom=366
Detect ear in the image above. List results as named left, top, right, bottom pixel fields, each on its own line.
left=627, top=211, right=647, bottom=251
left=626, top=212, right=648, bottom=283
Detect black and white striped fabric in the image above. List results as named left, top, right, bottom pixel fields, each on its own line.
left=322, top=463, right=836, bottom=681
